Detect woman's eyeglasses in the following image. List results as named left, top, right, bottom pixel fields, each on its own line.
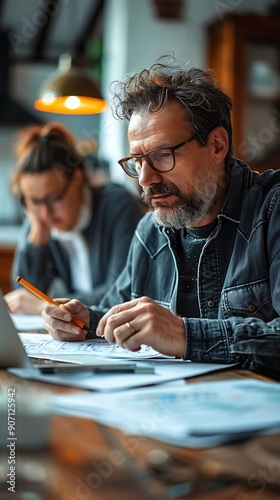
left=20, top=176, right=73, bottom=213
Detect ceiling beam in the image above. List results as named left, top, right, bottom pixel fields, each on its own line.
left=75, top=0, right=105, bottom=56
left=33, top=0, right=60, bottom=61
left=0, top=0, right=5, bottom=22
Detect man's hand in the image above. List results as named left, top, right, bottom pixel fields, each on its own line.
left=96, top=296, right=186, bottom=358
left=42, top=299, right=90, bottom=341
left=4, top=289, right=45, bottom=314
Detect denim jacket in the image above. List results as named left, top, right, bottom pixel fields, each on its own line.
left=90, top=159, right=280, bottom=379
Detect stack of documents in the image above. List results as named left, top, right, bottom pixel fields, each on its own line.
left=11, top=333, right=237, bottom=392
left=51, top=379, right=280, bottom=448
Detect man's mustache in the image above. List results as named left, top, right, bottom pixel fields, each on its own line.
left=142, top=183, right=183, bottom=202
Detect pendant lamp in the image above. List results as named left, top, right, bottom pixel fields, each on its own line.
left=34, top=54, right=107, bottom=115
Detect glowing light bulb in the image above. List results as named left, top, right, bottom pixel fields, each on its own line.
left=65, top=96, right=81, bottom=110
left=42, top=94, right=55, bottom=106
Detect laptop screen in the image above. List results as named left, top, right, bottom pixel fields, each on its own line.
left=0, top=291, right=33, bottom=369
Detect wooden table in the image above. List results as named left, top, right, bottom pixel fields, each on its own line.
left=0, top=368, right=279, bottom=500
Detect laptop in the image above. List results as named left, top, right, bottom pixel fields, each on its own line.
left=0, top=290, right=33, bottom=369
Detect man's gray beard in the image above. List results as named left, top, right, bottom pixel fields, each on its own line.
left=151, top=181, right=218, bottom=229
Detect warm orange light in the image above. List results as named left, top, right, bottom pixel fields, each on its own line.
left=33, top=54, right=107, bottom=115
left=34, top=95, right=107, bottom=114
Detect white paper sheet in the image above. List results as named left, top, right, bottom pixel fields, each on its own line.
left=51, top=379, right=280, bottom=447
left=11, top=314, right=45, bottom=331
left=9, top=360, right=236, bottom=392
left=19, top=333, right=170, bottom=360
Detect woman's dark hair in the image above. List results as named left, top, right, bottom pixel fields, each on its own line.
left=110, top=55, right=233, bottom=163
left=11, top=122, right=85, bottom=198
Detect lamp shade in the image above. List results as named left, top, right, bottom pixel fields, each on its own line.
left=34, top=54, right=107, bottom=115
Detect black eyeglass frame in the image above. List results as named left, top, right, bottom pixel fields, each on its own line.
left=118, top=135, right=197, bottom=178
left=20, top=174, right=74, bottom=213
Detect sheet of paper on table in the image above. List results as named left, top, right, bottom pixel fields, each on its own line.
left=11, top=314, right=45, bottom=331
left=9, top=358, right=237, bottom=392
left=19, top=332, right=169, bottom=360
left=51, top=379, right=280, bottom=447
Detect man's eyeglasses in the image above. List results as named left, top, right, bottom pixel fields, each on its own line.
left=21, top=175, right=73, bottom=213
left=118, top=135, right=197, bottom=178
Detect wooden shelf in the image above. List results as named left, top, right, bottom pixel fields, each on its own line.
left=207, top=13, right=280, bottom=172
left=0, top=245, right=15, bottom=294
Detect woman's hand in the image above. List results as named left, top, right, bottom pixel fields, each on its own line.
left=26, top=210, right=50, bottom=246
left=4, top=289, right=45, bottom=314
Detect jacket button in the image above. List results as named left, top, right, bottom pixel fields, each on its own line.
left=248, top=304, right=256, bottom=313
left=207, top=300, right=215, bottom=308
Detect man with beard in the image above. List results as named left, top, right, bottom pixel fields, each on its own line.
left=42, top=56, right=280, bottom=379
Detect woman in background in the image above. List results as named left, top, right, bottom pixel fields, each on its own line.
left=4, top=122, right=143, bottom=314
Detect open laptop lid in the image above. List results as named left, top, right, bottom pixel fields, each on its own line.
left=0, top=291, right=33, bottom=369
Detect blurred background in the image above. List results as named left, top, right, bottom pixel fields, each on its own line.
left=0, top=0, right=280, bottom=290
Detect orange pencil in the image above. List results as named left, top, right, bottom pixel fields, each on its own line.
left=16, top=276, right=90, bottom=332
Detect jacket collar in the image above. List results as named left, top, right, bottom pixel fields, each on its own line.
left=218, top=158, right=253, bottom=224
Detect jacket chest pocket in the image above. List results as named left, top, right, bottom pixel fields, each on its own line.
left=221, top=278, right=274, bottom=319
